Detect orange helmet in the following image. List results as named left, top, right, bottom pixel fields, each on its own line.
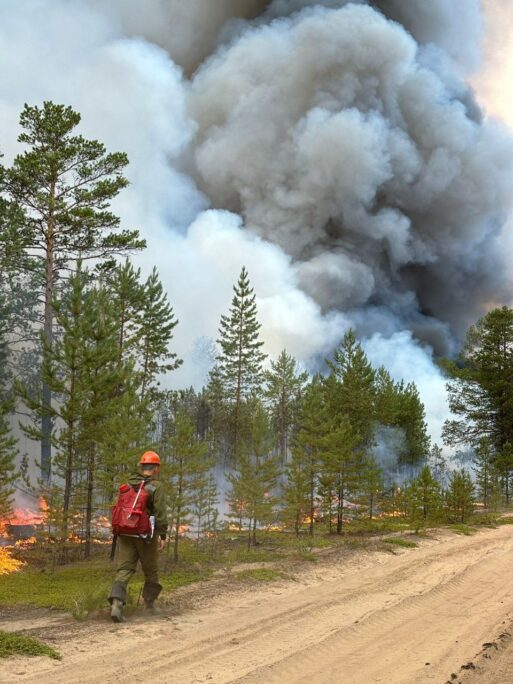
left=140, top=451, right=161, bottom=465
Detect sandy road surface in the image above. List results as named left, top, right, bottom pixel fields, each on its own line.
left=3, top=525, right=513, bottom=684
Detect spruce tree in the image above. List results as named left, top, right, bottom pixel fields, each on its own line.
left=216, top=266, right=266, bottom=458
left=138, top=267, right=181, bottom=401
left=264, top=350, right=308, bottom=462
left=2, top=101, right=145, bottom=481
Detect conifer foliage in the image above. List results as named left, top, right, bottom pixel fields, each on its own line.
left=4, top=99, right=506, bottom=562
left=215, top=266, right=266, bottom=458
left=1, top=102, right=145, bottom=482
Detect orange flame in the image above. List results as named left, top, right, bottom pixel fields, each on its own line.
left=0, top=547, right=25, bottom=575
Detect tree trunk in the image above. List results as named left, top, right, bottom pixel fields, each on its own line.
left=61, top=362, right=77, bottom=551
left=41, top=191, right=55, bottom=483
left=174, top=464, right=184, bottom=562
left=309, top=457, right=315, bottom=537
left=252, top=515, right=257, bottom=546
left=84, top=450, right=95, bottom=559
left=337, top=482, right=344, bottom=535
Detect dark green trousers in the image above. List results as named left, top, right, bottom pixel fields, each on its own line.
left=115, top=534, right=160, bottom=586
left=108, top=535, right=163, bottom=605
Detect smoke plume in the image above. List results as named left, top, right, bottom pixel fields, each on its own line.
left=1, top=0, right=512, bottom=448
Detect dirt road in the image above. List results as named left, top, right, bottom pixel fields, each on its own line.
left=3, top=525, right=513, bottom=684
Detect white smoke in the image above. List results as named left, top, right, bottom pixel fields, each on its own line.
left=0, top=0, right=512, bottom=451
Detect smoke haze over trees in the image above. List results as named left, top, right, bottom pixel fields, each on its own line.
left=1, top=2, right=513, bottom=557
left=1, top=1, right=512, bottom=449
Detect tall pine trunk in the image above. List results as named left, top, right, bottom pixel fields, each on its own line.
left=42, top=187, right=55, bottom=483
left=84, top=449, right=95, bottom=559
left=174, top=464, right=184, bottom=562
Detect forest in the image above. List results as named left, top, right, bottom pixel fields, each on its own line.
left=1, top=102, right=512, bottom=571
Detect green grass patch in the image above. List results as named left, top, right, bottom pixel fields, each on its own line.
left=345, top=518, right=411, bottom=535
left=0, top=559, right=209, bottom=615
left=498, top=516, right=513, bottom=525
left=234, top=568, right=290, bottom=582
left=382, top=537, right=418, bottom=548
left=0, top=630, right=61, bottom=660
left=450, top=524, right=477, bottom=536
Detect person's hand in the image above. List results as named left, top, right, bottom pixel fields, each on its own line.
left=159, top=537, right=166, bottom=551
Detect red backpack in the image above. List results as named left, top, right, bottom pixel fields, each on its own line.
left=112, top=481, right=151, bottom=536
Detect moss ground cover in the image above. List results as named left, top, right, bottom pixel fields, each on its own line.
left=0, top=630, right=61, bottom=660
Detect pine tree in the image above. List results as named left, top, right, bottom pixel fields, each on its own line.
left=443, top=306, right=513, bottom=451
left=473, top=438, right=494, bottom=508
left=282, top=445, right=312, bottom=535
left=108, top=259, right=145, bottom=363
left=163, top=412, right=210, bottom=562
left=17, top=268, right=145, bottom=557
left=216, top=266, right=266, bottom=459
left=397, top=382, right=430, bottom=464
left=406, top=465, right=443, bottom=529
left=205, top=364, right=229, bottom=458
left=226, top=401, right=279, bottom=547
left=75, top=280, right=140, bottom=558
left=291, top=378, right=327, bottom=536
left=429, top=443, right=448, bottom=487
left=321, top=415, right=359, bottom=533
left=326, top=330, right=376, bottom=450
left=446, top=469, right=474, bottom=523
left=494, top=442, right=513, bottom=504
left=0, top=398, right=18, bottom=520
left=375, top=367, right=430, bottom=465
left=2, top=101, right=145, bottom=482
left=190, top=472, right=218, bottom=541
left=360, top=453, right=384, bottom=520
left=264, top=350, right=308, bottom=462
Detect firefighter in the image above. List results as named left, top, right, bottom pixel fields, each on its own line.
left=108, top=451, right=168, bottom=623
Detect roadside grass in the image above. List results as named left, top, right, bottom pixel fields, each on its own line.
left=497, top=515, right=513, bottom=525
left=234, top=568, right=291, bottom=582
left=6, top=511, right=509, bottom=619
left=450, top=524, right=478, bottom=536
left=0, top=630, right=61, bottom=660
left=382, top=537, right=418, bottom=548
left=0, top=559, right=208, bottom=615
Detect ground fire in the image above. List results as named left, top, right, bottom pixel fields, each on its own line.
left=4, top=497, right=48, bottom=541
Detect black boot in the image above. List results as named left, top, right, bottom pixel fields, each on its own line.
left=108, top=581, right=127, bottom=623
left=142, top=581, right=163, bottom=614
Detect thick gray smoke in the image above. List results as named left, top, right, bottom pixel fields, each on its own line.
left=190, top=1, right=513, bottom=354
left=1, top=0, right=512, bottom=450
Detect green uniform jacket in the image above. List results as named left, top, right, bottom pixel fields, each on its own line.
left=127, top=472, right=168, bottom=540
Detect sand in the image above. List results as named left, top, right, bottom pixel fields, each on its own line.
left=2, top=524, right=513, bottom=684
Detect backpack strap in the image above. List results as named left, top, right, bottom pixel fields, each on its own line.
left=130, top=481, right=145, bottom=513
